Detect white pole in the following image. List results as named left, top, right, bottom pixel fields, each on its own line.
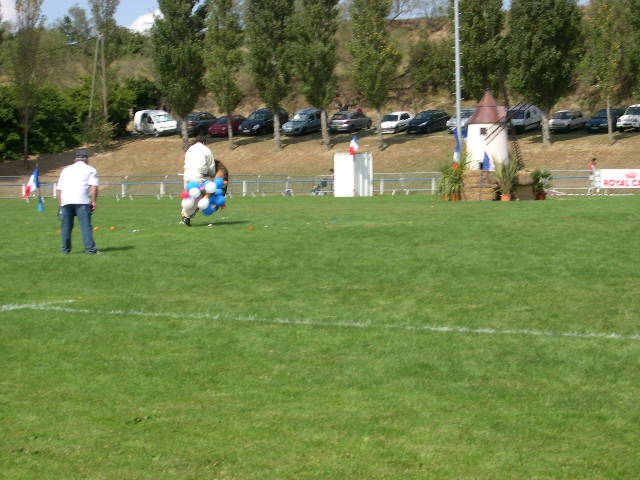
left=454, top=0, right=462, bottom=165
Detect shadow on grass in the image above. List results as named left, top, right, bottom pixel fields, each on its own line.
left=515, top=128, right=639, bottom=145
left=191, top=220, right=252, bottom=227
left=99, top=246, right=136, bottom=252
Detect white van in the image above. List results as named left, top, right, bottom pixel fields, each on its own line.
left=133, top=110, right=179, bottom=136
left=616, top=104, right=640, bottom=131
left=508, top=104, right=542, bottom=133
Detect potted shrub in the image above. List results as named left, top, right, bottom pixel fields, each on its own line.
left=438, top=161, right=466, bottom=200
left=532, top=168, right=553, bottom=200
left=494, top=159, right=519, bottom=201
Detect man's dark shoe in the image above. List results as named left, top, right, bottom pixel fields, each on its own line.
left=181, top=216, right=191, bottom=226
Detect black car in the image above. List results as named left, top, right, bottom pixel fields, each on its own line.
left=585, top=108, right=624, bottom=133
left=183, top=112, right=217, bottom=136
left=407, top=110, right=450, bottom=134
left=239, top=108, right=289, bottom=135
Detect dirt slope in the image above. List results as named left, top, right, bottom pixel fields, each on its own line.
left=2, top=128, right=639, bottom=180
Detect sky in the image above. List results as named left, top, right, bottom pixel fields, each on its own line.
left=1, top=0, right=160, bottom=32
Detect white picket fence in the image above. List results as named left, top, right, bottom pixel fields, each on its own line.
left=0, top=170, right=618, bottom=199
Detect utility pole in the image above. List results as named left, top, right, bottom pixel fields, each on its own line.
left=88, top=34, right=101, bottom=125
left=100, top=31, right=108, bottom=118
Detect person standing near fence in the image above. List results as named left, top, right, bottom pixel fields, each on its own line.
left=588, top=158, right=600, bottom=194
left=181, top=135, right=228, bottom=226
left=56, top=150, right=101, bottom=254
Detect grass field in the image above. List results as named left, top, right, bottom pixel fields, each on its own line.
left=2, top=195, right=639, bottom=479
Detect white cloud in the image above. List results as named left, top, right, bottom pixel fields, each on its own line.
left=1, top=0, right=17, bottom=23
left=129, top=9, right=162, bottom=33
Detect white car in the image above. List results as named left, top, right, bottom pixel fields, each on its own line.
left=446, top=108, right=477, bottom=133
left=616, top=104, right=640, bottom=131
left=509, top=104, right=542, bottom=133
left=380, top=111, right=413, bottom=134
left=548, top=110, right=587, bottom=132
left=133, top=110, right=179, bottom=136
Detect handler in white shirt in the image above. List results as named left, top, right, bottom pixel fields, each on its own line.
left=181, top=135, right=217, bottom=226
left=56, top=150, right=100, bottom=254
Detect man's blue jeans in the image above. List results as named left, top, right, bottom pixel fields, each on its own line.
left=61, top=204, right=97, bottom=254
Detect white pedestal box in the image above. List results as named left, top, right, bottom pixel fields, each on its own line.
left=333, top=153, right=373, bottom=197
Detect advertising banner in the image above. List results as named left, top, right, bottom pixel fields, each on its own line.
left=595, top=169, right=640, bottom=189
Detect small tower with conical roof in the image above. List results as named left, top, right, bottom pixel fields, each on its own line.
left=465, top=91, right=509, bottom=171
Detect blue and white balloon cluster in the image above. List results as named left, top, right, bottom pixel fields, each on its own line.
left=180, top=178, right=227, bottom=216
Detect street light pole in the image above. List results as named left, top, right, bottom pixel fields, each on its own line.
left=453, top=0, right=462, bottom=166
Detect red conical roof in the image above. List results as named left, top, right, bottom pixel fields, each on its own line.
left=468, top=91, right=507, bottom=124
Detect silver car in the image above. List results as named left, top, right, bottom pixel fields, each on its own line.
left=329, top=110, right=372, bottom=133
left=446, top=108, right=477, bottom=133
left=548, top=110, right=586, bottom=132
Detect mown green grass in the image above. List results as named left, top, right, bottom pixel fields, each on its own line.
left=1, top=195, right=639, bottom=479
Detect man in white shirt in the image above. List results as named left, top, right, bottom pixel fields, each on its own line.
left=181, top=135, right=228, bottom=226
left=56, top=150, right=100, bottom=254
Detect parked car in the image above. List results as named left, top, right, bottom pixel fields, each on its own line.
left=616, top=104, right=640, bottom=130
left=208, top=115, right=246, bottom=137
left=133, top=110, right=179, bottom=136
left=585, top=108, right=625, bottom=133
left=406, top=110, right=450, bottom=134
left=508, top=104, right=542, bottom=133
left=282, top=107, right=322, bottom=136
left=239, top=108, right=289, bottom=135
left=548, top=110, right=587, bottom=132
left=181, top=112, right=217, bottom=136
left=380, top=111, right=413, bottom=134
left=329, top=110, right=372, bottom=132
left=446, top=108, right=476, bottom=133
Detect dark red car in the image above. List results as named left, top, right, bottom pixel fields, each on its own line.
left=208, top=115, right=246, bottom=137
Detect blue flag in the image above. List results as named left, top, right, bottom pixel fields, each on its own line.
left=482, top=151, right=492, bottom=171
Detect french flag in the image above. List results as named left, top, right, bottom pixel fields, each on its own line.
left=348, top=136, right=359, bottom=155
left=24, top=167, right=40, bottom=198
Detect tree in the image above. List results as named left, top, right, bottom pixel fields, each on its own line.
left=291, top=0, right=340, bottom=150
left=89, top=0, right=120, bottom=119
left=245, top=0, right=295, bottom=152
left=151, top=0, right=206, bottom=150
left=582, top=0, right=622, bottom=145
left=409, top=36, right=453, bottom=95
left=12, top=0, right=45, bottom=168
left=204, top=0, right=243, bottom=149
left=350, top=0, right=401, bottom=150
left=55, top=5, right=92, bottom=46
left=507, top=0, right=582, bottom=147
left=620, top=0, right=640, bottom=98
left=388, top=0, right=422, bottom=20
left=459, top=0, right=504, bottom=101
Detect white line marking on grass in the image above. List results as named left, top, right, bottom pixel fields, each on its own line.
left=0, top=300, right=76, bottom=312
left=2, top=302, right=640, bottom=342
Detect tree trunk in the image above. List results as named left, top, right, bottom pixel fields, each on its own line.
left=273, top=111, right=282, bottom=152
left=321, top=109, right=330, bottom=150
left=376, top=108, right=385, bottom=151
left=180, top=120, right=190, bottom=152
left=22, top=114, right=30, bottom=169
left=226, top=112, right=236, bottom=149
left=540, top=109, right=552, bottom=147
left=606, top=98, right=615, bottom=146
